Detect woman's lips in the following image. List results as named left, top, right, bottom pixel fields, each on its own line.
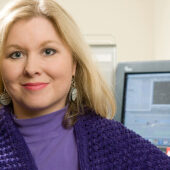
left=22, top=83, right=48, bottom=90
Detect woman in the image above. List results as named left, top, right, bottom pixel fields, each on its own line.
left=0, top=0, right=169, bottom=169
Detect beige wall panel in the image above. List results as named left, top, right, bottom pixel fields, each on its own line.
left=153, top=0, right=170, bottom=60
left=57, top=0, right=154, bottom=63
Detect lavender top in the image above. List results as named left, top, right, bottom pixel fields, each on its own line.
left=12, top=106, right=79, bottom=170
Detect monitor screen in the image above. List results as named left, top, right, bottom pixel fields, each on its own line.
left=123, top=73, right=170, bottom=148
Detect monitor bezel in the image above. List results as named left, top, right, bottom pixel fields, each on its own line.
left=114, top=60, right=170, bottom=123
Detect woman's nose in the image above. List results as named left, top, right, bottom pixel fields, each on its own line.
left=23, top=55, right=42, bottom=77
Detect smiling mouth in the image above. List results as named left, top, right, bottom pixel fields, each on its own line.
left=22, top=83, right=49, bottom=90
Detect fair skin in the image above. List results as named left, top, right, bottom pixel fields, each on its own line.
left=1, top=16, right=76, bottom=119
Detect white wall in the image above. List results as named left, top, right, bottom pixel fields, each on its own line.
left=0, top=0, right=9, bottom=7
left=57, top=0, right=154, bottom=63
left=153, top=0, right=170, bottom=60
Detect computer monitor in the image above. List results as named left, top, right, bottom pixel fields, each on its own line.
left=114, top=60, right=170, bottom=152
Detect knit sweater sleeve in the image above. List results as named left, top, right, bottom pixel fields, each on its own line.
left=0, top=106, right=38, bottom=170
left=74, top=112, right=170, bottom=170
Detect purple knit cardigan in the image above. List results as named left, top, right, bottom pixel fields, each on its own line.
left=0, top=105, right=170, bottom=170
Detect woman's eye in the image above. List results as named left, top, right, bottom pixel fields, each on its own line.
left=43, top=48, right=56, bottom=56
left=9, top=51, right=23, bottom=59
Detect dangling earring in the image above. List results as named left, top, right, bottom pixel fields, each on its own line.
left=0, top=89, right=11, bottom=105
left=69, top=76, right=77, bottom=102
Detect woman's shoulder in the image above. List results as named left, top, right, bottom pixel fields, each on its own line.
left=75, top=108, right=138, bottom=138
left=74, top=109, right=170, bottom=169
left=0, top=105, right=6, bottom=121
left=0, top=105, right=14, bottom=128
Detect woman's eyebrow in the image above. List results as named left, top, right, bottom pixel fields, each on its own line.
left=6, top=40, right=62, bottom=50
left=39, top=40, right=62, bottom=47
left=5, top=44, right=26, bottom=50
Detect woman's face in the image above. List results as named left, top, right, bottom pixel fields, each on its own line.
left=1, top=16, right=76, bottom=118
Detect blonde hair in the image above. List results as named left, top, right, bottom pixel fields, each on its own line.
left=0, top=0, right=116, bottom=127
